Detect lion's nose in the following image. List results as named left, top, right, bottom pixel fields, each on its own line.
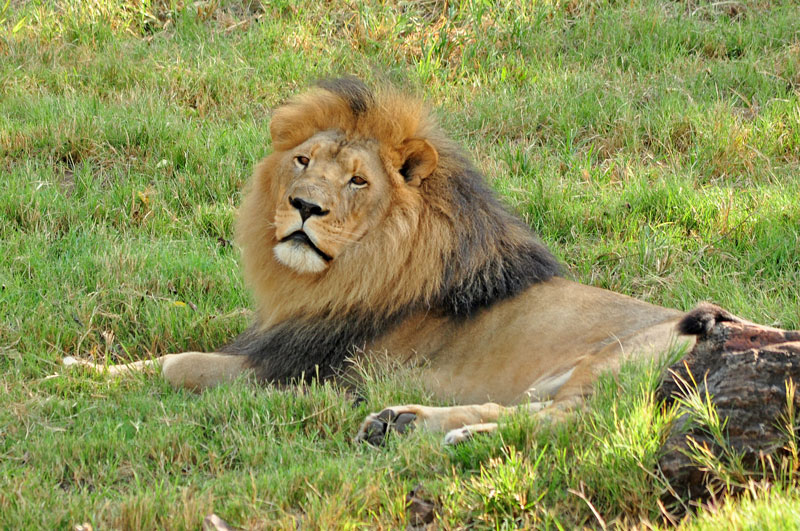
left=289, top=196, right=329, bottom=223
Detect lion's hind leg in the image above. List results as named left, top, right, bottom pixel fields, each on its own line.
left=64, top=352, right=250, bottom=392
left=160, top=352, right=250, bottom=391
left=63, top=355, right=161, bottom=375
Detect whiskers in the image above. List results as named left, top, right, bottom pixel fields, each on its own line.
left=304, top=226, right=362, bottom=247
left=323, top=233, right=361, bottom=246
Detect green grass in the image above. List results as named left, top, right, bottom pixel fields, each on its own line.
left=2, top=0, right=799, bottom=528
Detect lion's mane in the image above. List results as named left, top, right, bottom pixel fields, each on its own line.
left=223, top=78, right=561, bottom=382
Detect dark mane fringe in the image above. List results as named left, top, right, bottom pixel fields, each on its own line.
left=222, top=311, right=407, bottom=383
left=430, top=149, right=561, bottom=317
left=228, top=78, right=561, bottom=382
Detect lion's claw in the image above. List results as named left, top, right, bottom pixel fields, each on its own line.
left=356, top=409, right=417, bottom=445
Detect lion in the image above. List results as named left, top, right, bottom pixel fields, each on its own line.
left=65, top=77, right=697, bottom=445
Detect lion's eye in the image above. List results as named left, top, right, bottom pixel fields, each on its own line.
left=295, top=155, right=310, bottom=168
left=350, top=175, right=367, bottom=187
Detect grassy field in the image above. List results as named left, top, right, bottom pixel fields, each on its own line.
left=2, top=0, right=799, bottom=528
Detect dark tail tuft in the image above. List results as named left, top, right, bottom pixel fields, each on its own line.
left=678, top=303, right=740, bottom=336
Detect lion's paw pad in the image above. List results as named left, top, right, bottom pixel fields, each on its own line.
left=356, top=409, right=417, bottom=446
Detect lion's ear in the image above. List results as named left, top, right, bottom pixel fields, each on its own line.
left=399, top=138, right=438, bottom=187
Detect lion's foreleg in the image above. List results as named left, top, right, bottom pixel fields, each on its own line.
left=441, top=400, right=556, bottom=444
left=356, top=402, right=510, bottom=445
left=357, top=399, right=564, bottom=445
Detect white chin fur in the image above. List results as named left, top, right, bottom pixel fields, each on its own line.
left=274, top=242, right=328, bottom=274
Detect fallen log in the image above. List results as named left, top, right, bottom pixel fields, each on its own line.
left=656, top=304, right=800, bottom=505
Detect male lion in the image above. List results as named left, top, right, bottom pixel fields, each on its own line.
left=67, top=78, right=697, bottom=444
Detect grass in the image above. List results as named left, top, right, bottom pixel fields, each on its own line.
left=1, top=0, right=799, bottom=528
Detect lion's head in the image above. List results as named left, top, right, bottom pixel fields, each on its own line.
left=270, top=128, right=437, bottom=275
left=236, top=78, right=560, bottom=332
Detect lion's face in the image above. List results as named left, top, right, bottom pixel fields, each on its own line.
left=272, top=131, right=393, bottom=274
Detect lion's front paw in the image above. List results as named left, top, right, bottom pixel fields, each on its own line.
left=355, top=406, right=421, bottom=446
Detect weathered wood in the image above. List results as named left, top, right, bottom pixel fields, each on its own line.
left=406, top=484, right=437, bottom=528
left=657, top=304, right=800, bottom=503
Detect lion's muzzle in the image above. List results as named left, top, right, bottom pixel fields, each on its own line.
left=280, top=231, right=332, bottom=262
